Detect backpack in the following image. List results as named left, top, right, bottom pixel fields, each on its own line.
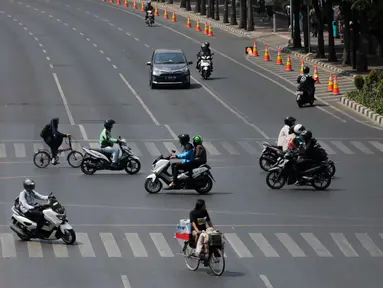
left=40, top=124, right=51, bottom=139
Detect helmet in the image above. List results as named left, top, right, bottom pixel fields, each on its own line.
left=201, top=43, right=207, bottom=49
left=178, top=134, right=190, bottom=146
left=23, top=178, right=35, bottom=192
left=301, top=130, right=312, bottom=142
left=146, top=0, right=151, bottom=4
left=104, top=119, right=115, bottom=130
left=195, top=199, right=206, bottom=210
left=184, top=143, right=193, bottom=151
left=284, top=116, right=296, bottom=127
left=293, top=124, right=305, bottom=135
left=303, top=66, right=310, bottom=74
left=204, top=41, right=210, bottom=48
left=193, top=135, right=203, bottom=146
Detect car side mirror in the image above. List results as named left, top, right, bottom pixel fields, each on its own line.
left=188, top=61, right=193, bottom=65
left=146, top=61, right=152, bottom=66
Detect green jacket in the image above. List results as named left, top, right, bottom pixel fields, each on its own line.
left=99, top=128, right=117, bottom=148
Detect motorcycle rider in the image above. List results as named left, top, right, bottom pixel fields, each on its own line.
left=196, top=42, right=213, bottom=71
left=40, top=118, right=70, bottom=165
left=278, top=116, right=296, bottom=151
left=19, top=179, right=49, bottom=237
left=297, top=66, right=316, bottom=101
left=144, top=0, right=154, bottom=22
left=192, top=135, right=207, bottom=168
left=99, top=119, right=120, bottom=168
left=287, top=124, right=306, bottom=151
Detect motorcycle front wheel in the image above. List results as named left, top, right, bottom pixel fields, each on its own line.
left=266, top=170, right=286, bottom=189
left=195, top=176, right=213, bottom=195
left=144, top=178, right=163, bottom=194
left=125, top=158, right=141, bottom=175
left=61, top=229, right=76, bottom=245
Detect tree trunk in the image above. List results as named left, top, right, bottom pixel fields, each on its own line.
left=341, top=2, right=351, bottom=65
left=230, top=0, right=238, bottom=25
left=194, top=0, right=201, bottom=13
left=201, top=0, right=207, bottom=15
left=351, top=9, right=358, bottom=69
left=186, top=0, right=191, bottom=11
left=357, top=10, right=368, bottom=72
left=379, top=32, right=383, bottom=58
left=180, top=0, right=186, bottom=9
left=215, top=0, right=220, bottom=20
left=326, top=0, right=337, bottom=62
left=167, top=0, right=173, bottom=4
left=239, top=0, right=245, bottom=29
left=211, top=0, right=215, bottom=17
left=223, top=0, right=229, bottom=23
left=302, top=5, right=309, bottom=53
left=292, top=0, right=301, bottom=48
left=207, top=0, right=212, bottom=17
left=312, top=0, right=325, bottom=58
left=246, top=0, right=254, bottom=31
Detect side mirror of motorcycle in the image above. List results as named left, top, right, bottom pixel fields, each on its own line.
left=171, top=150, right=176, bottom=153
left=146, top=61, right=151, bottom=66
left=49, top=192, right=53, bottom=197
left=188, top=61, right=193, bottom=65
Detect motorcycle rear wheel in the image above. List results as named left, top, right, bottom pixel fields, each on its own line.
left=325, top=161, right=336, bottom=177
left=259, top=155, right=275, bottom=171
left=311, top=171, right=331, bottom=190
left=80, top=157, right=97, bottom=175
left=266, top=170, right=286, bottom=189
left=195, top=176, right=213, bottom=194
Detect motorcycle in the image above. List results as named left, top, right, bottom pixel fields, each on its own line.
left=311, top=142, right=336, bottom=177
left=10, top=192, right=76, bottom=244
left=80, top=137, right=141, bottom=175
left=296, top=80, right=316, bottom=108
left=259, top=141, right=285, bottom=171
left=266, top=152, right=331, bottom=190
left=144, top=150, right=215, bottom=194
left=198, top=53, right=213, bottom=80
left=146, top=10, right=154, bottom=26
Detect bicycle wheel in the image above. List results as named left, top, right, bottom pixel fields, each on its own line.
left=67, top=151, right=83, bottom=168
left=209, top=247, right=225, bottom=276
left=33, top=151, right=51, bottom=168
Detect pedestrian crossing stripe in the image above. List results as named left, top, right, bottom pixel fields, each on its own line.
left=1, top=140, right=383, bottom=159
left=1, top=231, right=383, bottom=259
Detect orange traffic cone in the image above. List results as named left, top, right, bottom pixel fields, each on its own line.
left=327, top=73, right=333, bottom=91
left=154, top=4, right=159, bottom=15
left=252, top=41, right=259, bottom=56
left=300, top=60, right=304, bottom=75
left=208, top=23, right=214, bottom=36
left=332, top=76, right=340, bottom=95
left=313, top=65, right=320, bottom=83
left=276, top=48, right=283, bottom=65
left=285, top=54, right=292, bottom=71
left=117, top=0, right=121, bottom=5
left=164, top=8, right=168, bottom=19
left=171, top=12, right=177, bottom=22
left=109, top=0, right=113, bottom=3
left=141, top=1, right=145, bottom=11
left=102, top=0, right=106, bottom=2
left=203, top=22, right=208, bottom=34
left=133, top=0, right=137, bottom=9
left=196, top=19, right=201, bottom=31
left=186, top=16, right=192, bottom=28
left=124, top=0, right=128, bottom=6
left=264, top=45, right=271, bottom=61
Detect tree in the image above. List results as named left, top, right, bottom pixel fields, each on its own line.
left=194, top=0, right=201, bottom=13
left=167, top=0, right=173, bottom=4
left=180, top=0, right=186, bottom=8
left=313, top=0, right=325, bottom=57
left=326, top=0, right=338, bottom=62
left=239, top=0, right=246, bottom=29
left=292, top=0, right=302, bottom=47
left=207, top=0, right=213, bottom=17
left=246, top=0, right=254, bottom=31
left=215, top=0, right=220, bottom=20
left=186, top=0, right=191, bottom=11
left=223, top=0, right=229, bottom=23
left=201, top=0, right=207, bottom=15
left=230, top=0, right=238, bottom=25
left=340, top=0, right=352, bottom=65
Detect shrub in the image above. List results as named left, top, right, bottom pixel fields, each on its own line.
left=354, top=75, right=365, bottom=90
left=347, top=90, right=383, bottom=115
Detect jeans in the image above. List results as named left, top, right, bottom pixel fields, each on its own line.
left=101, top=147, right=120, bottom=163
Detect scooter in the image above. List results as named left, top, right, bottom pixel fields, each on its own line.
left=146, top=10, right=154, bottom=26
left=198, top=53, right=213, bottom=80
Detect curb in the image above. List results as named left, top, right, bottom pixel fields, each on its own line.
left=340, top=97, right=383, bottom=127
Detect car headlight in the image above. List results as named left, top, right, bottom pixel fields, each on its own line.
left=153, top=68, right=162, bottom=76
left=178, top=67, right=189, bottom=73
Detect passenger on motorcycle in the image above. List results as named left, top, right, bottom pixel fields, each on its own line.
left=99, top=119, right=121, bottom=168
left=278, top=116, right=296, bottom=151
left=297, top=66, right=316, bottom=100
left=144, top=0, right=154, bottom=22
left=196, top=42, right=213, bottom=71
left=19, top=179, right=49, bottom=236
left=190, top=199, right=213, bottom=265
left=192, top=135, right=207, bottom=168
left=287, top=124, right=306, bottom=150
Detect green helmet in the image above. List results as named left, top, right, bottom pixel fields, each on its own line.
left=193, top=135, right=203, bottom=146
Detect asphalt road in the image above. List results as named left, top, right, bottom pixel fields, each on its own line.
left=0, top=0, right=382, bottom=287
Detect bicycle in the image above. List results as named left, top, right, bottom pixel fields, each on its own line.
left=33, top=135, right=83, bottom=168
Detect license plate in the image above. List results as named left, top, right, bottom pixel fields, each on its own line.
left=165, top=76, right=176, bottom=80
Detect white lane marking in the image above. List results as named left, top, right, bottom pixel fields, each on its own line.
left=109, top=23, right=115, bottom=27
left=317, top=140, right=336, bottom=154
left=134, top=37, right=139, bottom=41
left=121, top=275, right=132, bottom=288
left=204, top=141, right=220, bottom=155
left=144, top=44, right=150, bottom=48
left=34, top=8, right=38, bottom=11
left=39, top=43, right=43, bottom=47
left=106, top=57, right=111, bottom=62
left=28, top=32, right=33, bottom=36
left=369, top=141, right=383, bottom=152
left=27, top=242, right=43, bottom=258
left=125, top=32, right=131, bottom=36
left=224, top=233, right=253, bottom=258
left=34, top=37, right=39, bottom=41
left=77, top=8, right=81, bottom=10
left=119, top=73, right=160, bottom=125
left=42, top=49, right=47, bottom=54
left=0, top=144, right=6, bottom=158
left=163, top=142, right=179, bottom=154
left=144, top=142, right=161, bottom=156
left=221, top=142, right=240, bottom=155
left=249, top=233, right=279, bottom=257
left=99, top=50, right=104, bottom=54
left=65, top=23, right=69, bottom=26
left=127, top=142, right=142, bottom=156
left=355, top=233, right=383, bottom=257
left=80, top=32, right=84, bottom=36
left=118, top=27, right=122, bottom=31
left=14, top=143, right=26, bottom=158
left=89, top=142, right=99, bottom=149
left=0, top=233, right=16, bottom=258
left=330, top=141, right=354, bottom=154
left=275, top=233, right=306, bottom=257
left=46, top=56, right=50, bottom=61
left=260, top=275, right=274, bottom=288
left=57, top=19, right=61, bottom=22
left=86, top=37, right=90, bottom=41
left=150, top=233, right=174, bottom=257
left=331, top=233, right=359, bottom=257
left=49, top=15, right=53, bottom=18
left=78, top=124, right=88, bottom=140
left=93, top=43, right=98, bottom=48
left=350, top=141, right=373, bottom=154
left=53, top=73, right=75, bottom=125
left=238, top=141, right=257, bottom=155
left=100, top=233, right=122, bottom=257
left=23, top=27, right=28, bottom=30
left=301, top=233, right=333, bottom=257
left=164, top=124, right=177, bottom=140
left=33, top=143, right=44, bottom=153
left=19, top=22, right=22, bottom=26
left=52, top=243, right=69, bottom=257
left=125, top=233, right=148, bottom=257
left=50, top=64, right=54, bottom=69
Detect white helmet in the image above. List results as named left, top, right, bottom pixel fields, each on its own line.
left=293, top=124, right=305, bottom=135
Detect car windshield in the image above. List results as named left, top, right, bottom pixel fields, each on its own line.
left=154, top=52, right=186, bottom=64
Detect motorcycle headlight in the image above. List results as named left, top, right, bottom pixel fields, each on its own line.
left=153, top=68, right=162, bottom=76
left=57, top=214, right=66, bottom=221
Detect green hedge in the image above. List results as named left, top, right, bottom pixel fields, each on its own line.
left=346, top=71, right=383, bottom=115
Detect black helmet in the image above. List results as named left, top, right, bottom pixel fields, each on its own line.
left=195, top=199, right=206, bottom=210
left=204, top=41, right=210, bottom=48
left=301, top=130, right=313, bottom=142
left=104, top=119, right=116, bottom=130
left=23, top=178, right=35, bottom=192
left=303, top=66, right=310, bottom=74
left=178, top=134, right=190, bottom=146
left=201, top=43, right=207, bottom=49
left=184, top=143, right=193, bottom=151
left=284, top=116, right=296, bottom=127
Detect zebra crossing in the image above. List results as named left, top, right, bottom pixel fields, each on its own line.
left=0, top=139, right=383, bottom=159
left=1, top=231, right=383, bottom=259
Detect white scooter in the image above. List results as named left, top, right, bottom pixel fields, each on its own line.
left=10, top=192, right=76, bottom=244
left=144, top=150, right=215, bottom=194
left=146, top=10, right=154, bottom=26
left=198, top=53, right=213, bottom=80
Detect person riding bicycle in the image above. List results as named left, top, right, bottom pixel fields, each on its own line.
left=40, top=118, right=70, bottom=165
left=99, top=119, right=121, bottom=168
left=192, top=135, right=207, bottom=168
left=144, top=0, right=154, bottom=22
